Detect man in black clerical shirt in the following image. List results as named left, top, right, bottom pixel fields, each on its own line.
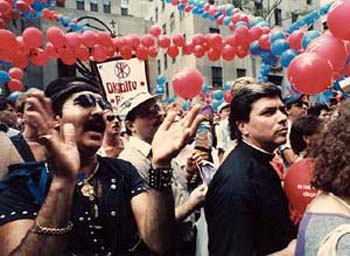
left=205, top=82, right=296, bottom=255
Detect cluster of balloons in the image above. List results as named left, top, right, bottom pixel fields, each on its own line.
left=0, top=67, right=24, bottom=91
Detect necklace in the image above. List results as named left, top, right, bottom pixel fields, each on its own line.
left=78, top=163, right=99, bottom=201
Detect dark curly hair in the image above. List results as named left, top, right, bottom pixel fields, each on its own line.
left=311, top=100, right=350, bottom=197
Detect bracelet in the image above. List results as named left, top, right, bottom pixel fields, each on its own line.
left=31, top=221, right=74, bottom=236
left=148, top=166, right=173, bottom=191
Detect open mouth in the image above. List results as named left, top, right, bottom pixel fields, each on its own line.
left=84, top=118, right=106, bottom=134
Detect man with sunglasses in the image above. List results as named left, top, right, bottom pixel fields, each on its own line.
left=0, top=95, right=20, bottom=137
left=119, top=92, right=208, bottom=255
left=0, top=76, right=203, bottom=256
left=99, top=107, right=125, bottom=158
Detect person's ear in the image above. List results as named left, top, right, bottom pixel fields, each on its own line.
left=53, top=115, right=61, bottom=130
left=236, top=121, right=249, bottom=137
left=303, top=135, right=311, bottom=146
left=125, top=120, right=135, bottom=134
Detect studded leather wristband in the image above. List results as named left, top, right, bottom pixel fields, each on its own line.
left=148, top=166, right=173, bottom=191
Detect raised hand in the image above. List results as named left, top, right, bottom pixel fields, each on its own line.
left=151, top=104, right=203, bottom=168
left=25, top=92, right=80, bottom=182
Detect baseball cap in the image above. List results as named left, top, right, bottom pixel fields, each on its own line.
left=45, top=76, right=101, bottom=114
left=118, top=92, right=162, bottom=120
left=283, top=93, right=305, bottom=107
left=217, top=102, right=230, bottom=113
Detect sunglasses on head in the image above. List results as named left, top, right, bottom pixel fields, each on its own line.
left=133, top=103, right=161, bottom=118
left=73, top=94, right=110, bottom=110
left=106, top=114, right=121, bottom=122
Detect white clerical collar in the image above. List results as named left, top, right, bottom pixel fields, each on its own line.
left=241, top=138, right=274, bottom=156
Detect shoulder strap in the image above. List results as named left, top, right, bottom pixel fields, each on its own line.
left=10, top=134, right=36, bottom=162
left=317, top=224, right=350, bottom=256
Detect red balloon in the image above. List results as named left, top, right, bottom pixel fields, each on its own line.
left=216, top=15, right=224, bottom=25
left=75, top=46, right=90, bottom=61
left=60, top=49, right=77, bottom=66
left=224, top=90, right=233, bottom=103
left=327, top=0, right=350, bottom=41
left=288, top=30, right=305, bottom=51
left=23, top=27, right=43, bottom=49
left=172, top=33, right=185, bottom=47
left=225, top=34, right=237, bottom=47
left=192, top=33, right=205, bottom=46
left=81, top=30, right=97, bottom=48
left=47, top=26, right=66, bottom=48
left=262, top=27, right=271, bottom=34
left=45, top=42, right=60, bottom=59
left=207, top=33, right=222, bottom=48
left=0, top=0, right=11, bottom=14
left=249, top=26, right=263, bottom=41
left=150, top=25, right=162, bottom=37
left=112, top=37, right=125, bottom=50
left=182, top=42, right=193, bottom=55
left=125, top=34, right=140, bottom=49
left=148, top=46, right=158, bottom=58
left=258, top=34, right=271, bottom=50
left=8, top=79, right=23, bottom=92
left=158, top=35, right=171, bottom=48
left=92, top=45, right=108, bottom=62
left=30, top=48, right=48, bottom=66
left=235, top=26, right=251, bottom=45
left=221, top=45, right=235, bottom=61
left=306, top=32, right=347, bottom=77
left=287, top=53, right=333, bottom=94
left=8, top=67, right=23, bottom=80
left=96, top=31, right=113, bottom=48
left=141, top=34, right=155, bottom=47
left=119, top=46, right=132, bottom=60
left=167, top=44, right=179, bottom=58
left=236, top=45, right=248, bottom=58
left=184, top=5, right=192, bottom=12
left=172, top=68, right=203, bottom=99
left=207, top=48, right=221, bottom=61
left=135, top=45, right=148, bottom=60
left=0, top=29, right=16, bottom=50
left=11, top=51, right=28, bottom=68
left=192, top=45, right=205, bottom=58
left=65, top=32, right=82, bottom=49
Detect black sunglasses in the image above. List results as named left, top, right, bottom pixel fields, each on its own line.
left=133, top=104, right=161, bottom=118
left=73, top=94, right=110, bottom=110
left=106, top=114, right=121, bottom=122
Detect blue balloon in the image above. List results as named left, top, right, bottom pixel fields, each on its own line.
left=255, top=21, right=270, bottom=28
left=202, top=12, right=210, bottom=19
left=302, top=30, right=321, bottom=49
left=223, top=81, right=231, bottom=91
left=213, top=90, right=224, bottom=101
left=165, top=0, right=171, bottom=3
left=250, top=16, right=265, bottom=27
left=280, top=49, right=297, bottom=68
left=271, top=39, right=289, bottom=56
left=156, top=75, right=167, bottom=85
left=260, top=50, right=277, bottom=65
left=226, top=5, right=234, bottom=16
left=270, top=31, right=285, bottom=43
left=201, top=84, right=209, bottom=93
left=177, top=4, right=185, bottom=11
left=155, top=86, right=165, bottom=94
left=7, top=91, right=23, bottom=104
left=167, top=97, right=176, bottom=104
left=211, top=99, right=222, bottom=112
left=224, top=16, right=231, bottom=26
left=32, top=0, right=44, bottom=12
left=0, top=70, right=10, bottom=83
left=249, top=41, right=261, bottom=56
left=182, top=100, right=191, bottom=111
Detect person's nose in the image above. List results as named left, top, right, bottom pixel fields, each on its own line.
left=91, top=101, right=104, bottom=115
left=277, top=108, right=288, bottom=124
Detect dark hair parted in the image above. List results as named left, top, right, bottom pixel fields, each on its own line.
left=311, top=100, right=350, bottom=198
left=228, top=83, right=282, bottom=140
left=290, top=115, right=323, bottom=155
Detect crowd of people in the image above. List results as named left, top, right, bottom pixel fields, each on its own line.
left=0, top=75, right=348, bottom=256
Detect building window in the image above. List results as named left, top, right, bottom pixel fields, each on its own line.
left=323, top=21, right=328, bottom=31
left=170, top=13, right=175, bottom=32
left=209, top=27, right=220, bottom=34
left=162, top=2, right=165, bottom=11
left=77, top=0, right=84, bottom=10
left=274, top=8, right=282, bottom=26
left=162, top=23, right=167, bottom=35
left=254, top=0, right=263, bottom=16
left=121, top=0, right=128, bottom=15
left=155, top=7, right=158, bottom=22
left=236, top=68, right=246, bottom=78
left=103, top=0, right=111, bottom=13
left=157, top=59, right=161, bottom=75
left=179, top=11, right=184, bottom=21
left=306, top=0, right=312, bottom=5
left=308, top=24, right=314, bottom=31
left=291, top=12, right=298, bottom=23
left=172, top=57, right=176, bottom=64
left=209, top=0, right=214, bottom=4
left=211, top=67, right=222, bottom=88
left=90, top=0, right=98, bottom=12
left=56, top=0, right=65, bottom=7
left=164, top=54, right=168, bottom=70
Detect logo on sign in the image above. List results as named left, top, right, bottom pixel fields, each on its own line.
left=115, top=62, right=130, bottom=79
